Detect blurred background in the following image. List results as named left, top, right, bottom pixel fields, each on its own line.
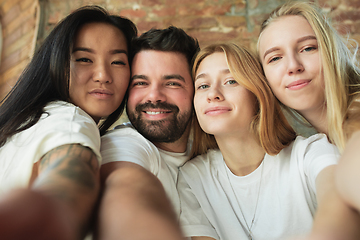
left=0, top=0, right=359, bottom=132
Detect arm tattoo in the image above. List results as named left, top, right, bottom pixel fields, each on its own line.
left=34, top=144, right=99, bottom=196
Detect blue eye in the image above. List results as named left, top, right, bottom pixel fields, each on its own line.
left=226, top=79, right=237, bottom=85
left=269, top=56, right=281, bottom=63
left=197, top=84, right=209, bottom=90
left=302, top=46, right=317, bottom=52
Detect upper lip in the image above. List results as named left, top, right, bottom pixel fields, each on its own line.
left=204, top=106, right=231, bottom=114
left=286, top=79, right=311, bottom=88
left=143, top=109, right=172, bottom=113
left=89, top=88, right=113, bottom=95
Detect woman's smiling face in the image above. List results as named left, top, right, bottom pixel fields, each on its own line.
left=258, top=15, right=325, bottom=117
left=194, top=52, right=256, bottom=137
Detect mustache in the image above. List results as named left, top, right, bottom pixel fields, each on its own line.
left=135, top=102, right=179, bottom=113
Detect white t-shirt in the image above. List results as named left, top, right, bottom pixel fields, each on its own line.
left=178, top=134, right=339, bottom=240
left=101, top=124, right=190, bottom=216
left=0, top=101, right=101, bottom=195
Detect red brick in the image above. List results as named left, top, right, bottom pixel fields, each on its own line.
left=354, top=22, right=360, bottom=33
left=48, top=11, right=62, bottom=25
left=345, top=0, right=360, bottom=8
left=180, top=4, right=233, bottom=16
left=2, top=4, right=21, bottom=26
left=141, top=0, right=164, bottom=7
left=166, top=17, right=218, bottom=29
left=189, top=30, right=239, bottom=44
left=2, top=28, right=21, bottom=49
left=165, top=0, right=204, bottom=4
left=1, top=0, right=23, bottom=13
left=333, top=10, right=360, bottom=22
left=119, top=8, right=147, bottom=18
left=152, top=7, right=176, bottom=17
left=318, top=0, right=342, bottom=9
left=21, top=17, right=36, bottom=34
left=137, top=20, right=165, bottom=33
left=218, top=16, right=246, bottom=28
left=333, top=22, right=353, bottom=35
left=0, top=50, right=21, bottom=73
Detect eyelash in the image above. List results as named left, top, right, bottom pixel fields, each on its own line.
left=197, top=84, right=209, bottom=90
left=76, top=58, right=91, bottom=63
left=268, top=45, right=317, bottom=64
left=302, top=46, right=317, bottom=52
left=112, top=61, right=126, bottom=65
left=226, top=79, right=237, bottom=85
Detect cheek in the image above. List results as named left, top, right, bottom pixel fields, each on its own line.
left=69, top=66, right=89, bottom=89
left=193, top=94, right=203, bottom=115
left=127, top=88, right=142, bottom=109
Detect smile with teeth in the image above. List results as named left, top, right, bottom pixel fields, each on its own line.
left=145, top=110, right=171, bottom=115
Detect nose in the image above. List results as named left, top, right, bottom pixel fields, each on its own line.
left=145, top=84, right=167, bottom=103
left=287, top=54, right=304, bottom=75
left=93, top=63, right=112, bottom=84
left=207, top=86, right=224, bottom=103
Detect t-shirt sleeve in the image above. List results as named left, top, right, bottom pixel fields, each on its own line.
left=35, top=103, right=101, bottom=164
left=100, top=127, right=161, bottom=173
left=302, top=134, right=340, bottom=193
left=178, top=170, right=219, bottom=240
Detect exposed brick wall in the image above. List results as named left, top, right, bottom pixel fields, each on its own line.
left=1, top=0, right=359, bottom=103
left=0, top=0, right=39, bottom=101
left=42, top=0, right=360, bottom=49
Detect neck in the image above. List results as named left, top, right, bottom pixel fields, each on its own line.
left=299, top=104, right=328, bottom=135
left=153, top=127, right=190, bottom=153
left=215, top=131, right=265, bottom=176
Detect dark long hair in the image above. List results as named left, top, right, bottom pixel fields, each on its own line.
left=0, top=5, right=137, bottom=147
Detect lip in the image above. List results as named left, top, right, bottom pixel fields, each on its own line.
left=89, top=88, right=113, bottom=99
left=286, top=79, right=311, bottom=90
left=204, top=106, right=231, bottom=115
left=142, top=108, right=172, bottom=120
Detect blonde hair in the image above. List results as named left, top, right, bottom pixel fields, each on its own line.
left=190, top=43, right=296, bottom=158
left=258, top=1, right=360, bottom=151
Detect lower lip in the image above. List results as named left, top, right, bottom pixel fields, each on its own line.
left=205, top=109, right=230, bottom=116
left=287, top=81, right=311, bottom=90
left=89, top=92, right=113, bottom=99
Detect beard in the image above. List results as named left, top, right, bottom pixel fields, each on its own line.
left=127, top=102, right=192, bottom=143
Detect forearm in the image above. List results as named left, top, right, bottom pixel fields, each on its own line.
left=0, top=189, right=75, bottom=240
left=33, top=144, right=100, bottom=238
left=311, top=165, right=360, bottom=240
left=336, top=130, right=360, bottom=211
left=96, top=162, right=184, bottom=240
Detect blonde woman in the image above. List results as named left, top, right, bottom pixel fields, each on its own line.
left=257, top=1, right=360, bottom=222
left=177, top=43, right=349, bottom=240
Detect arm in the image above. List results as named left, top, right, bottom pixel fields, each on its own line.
left=336, top=130, right=360, bottom=211
left=0, top=144, right=100, bottom=240
left=192, top=237, right=216, bottom=240
left=310, top=165, right=360, bottom=240
left=96, top=161, right=184, bottom=240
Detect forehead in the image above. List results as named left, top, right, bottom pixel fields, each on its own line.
left=259, top=15, right=315, bottom=53
left=73, top=22, right=127, bottom=49
left=132, top=50, right=192, bottom=83
left=196, top=52, right=228, bottom=74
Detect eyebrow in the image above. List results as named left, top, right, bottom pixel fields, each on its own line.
left=195, top=69, right=230, bottom=81
left=131, top=75, right=148, bottom=81
left=262, top=35, right=317, bottom=60
left=163, top=74, right=185, bottom=82
left=72, top=47, right=128, bottom=55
